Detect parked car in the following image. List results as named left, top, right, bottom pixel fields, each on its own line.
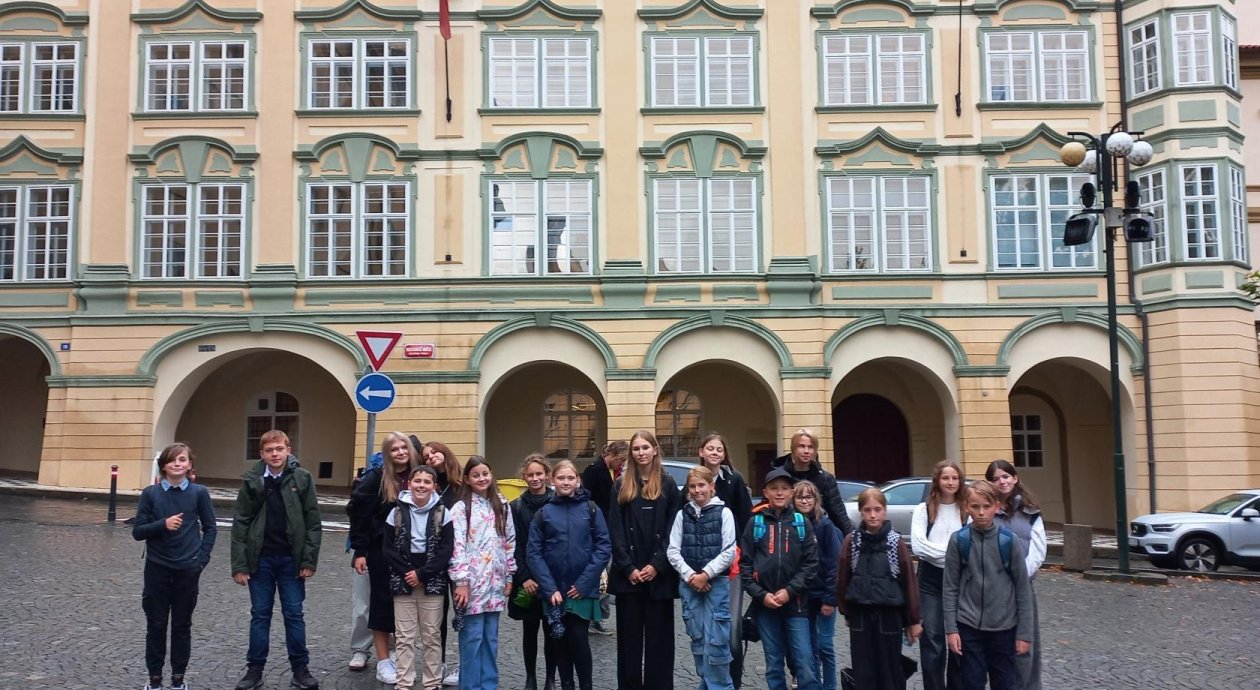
left=662, top=459, right=695, bottom=490
left=846, top=477, right=932, bottom=535
left=836, top=479, right=875, bottom=503
left=1129, top=489, right=1260, bottom=572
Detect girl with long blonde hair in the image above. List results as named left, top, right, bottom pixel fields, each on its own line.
left=910, top=460, right=967, bottom=690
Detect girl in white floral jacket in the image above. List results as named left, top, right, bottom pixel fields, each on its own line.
left=450, top=456, right=516, bottom=690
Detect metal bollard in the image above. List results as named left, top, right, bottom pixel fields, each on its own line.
left=108, top=464, right=119, bottom=522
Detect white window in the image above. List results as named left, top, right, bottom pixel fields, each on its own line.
left=488, top=179, right=592, bottom=276
left=140, top=184, right=244, bottom=279
left=986, top=31, right=1088, bottom=103
left=1222, top=16, right=1238, bottom=90
left=1011, top=414, right=1044, bottom=468
left=201, top=42, right=248, bottom=110
left=488, top=36, right=591, bottom=109
left=543, top=390, right=599, bottom=461
left=0, top=42, right=77, bottom=113
left=650, top=35, right=753, bottom=107
left=654, top=177, right=756, bottom=273
left=822, top=34, right=925, bottom=106
left=146, top=43, right=192, bottom=111
left=0, top=185, right=72, bottom=281
left=1135, top=169, right=1168, bottom=267
left=1230, top=166, right=1246, bottom=264
left=308, top=38, right=410, bottom=109
left=144, top=41, right=247, bottom=112
left=1127, top=20, right=1160, bottom=97
left=1180, top=164, right=1219, bottom=261
left=306, top=182, right=409, bottom=278
left=826, top=176, right=931, bottom=273
left=1173, top=12, right=1212, bottom=86
left=992, top=173, right=1096, bottom=270
left=246, top=392, right=299, bottom=461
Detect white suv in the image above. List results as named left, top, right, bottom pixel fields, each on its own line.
left=1129, top=489, right=1260, bottom=572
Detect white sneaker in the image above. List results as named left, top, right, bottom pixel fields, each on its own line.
left=349, top=651, right=369, bottom=671
left=376, top=658, right=398, bottom=685
left=441, top=665, right=459, bottom=686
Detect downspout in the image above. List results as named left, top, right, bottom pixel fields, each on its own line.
left=1113, top=0, right=1159, bottom=513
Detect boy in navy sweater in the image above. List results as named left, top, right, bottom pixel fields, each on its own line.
left=132, top=443, right=217, bottom=690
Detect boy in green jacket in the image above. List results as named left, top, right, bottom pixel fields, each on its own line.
left=231, top=430, right=323, bottom=690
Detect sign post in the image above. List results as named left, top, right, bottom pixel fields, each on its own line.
left=355, top=331, right=402, bottom=468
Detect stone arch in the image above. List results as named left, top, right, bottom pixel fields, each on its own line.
left=650, top=325, right=784, bottom=421
left=824, top=313, right=968, bottom=369
left=468, top=315, right=616, bottom=372
left=0, top=322, right=61, bottom=376
left=140, top=320, right=367, bottom=377
left=998, top=311, right=1143, bottom=374
left=644, top=313, right=793, bottom=370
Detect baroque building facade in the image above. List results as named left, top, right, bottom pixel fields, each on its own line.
left=0, top=0, right=1256, bottom=528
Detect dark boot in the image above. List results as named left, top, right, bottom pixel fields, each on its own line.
left=291, top=664, right=319, bottom=690
left=542, top=679, right=556, bottom=690
left=524, top=669, right=538, bottom=690
left=234, top=664, right=264, bottom=690
left=559, top=680, right=575, bottom=690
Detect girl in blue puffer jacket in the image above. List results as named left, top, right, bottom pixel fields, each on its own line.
left=527, top=460, right=612, bottom=690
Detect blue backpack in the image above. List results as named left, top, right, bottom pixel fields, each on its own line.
left=955, top=525, right=1015, bottom=573
left=752, top=511, right=807, bottom=543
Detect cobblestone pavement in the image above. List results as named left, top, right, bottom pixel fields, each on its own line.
left=1, top=496, right=1256, bottom=690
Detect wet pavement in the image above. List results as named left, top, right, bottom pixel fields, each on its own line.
left=0, top=495, right=1257, bottom=689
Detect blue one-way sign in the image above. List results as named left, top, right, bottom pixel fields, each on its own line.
left=355, top=372, right=396, bottom=414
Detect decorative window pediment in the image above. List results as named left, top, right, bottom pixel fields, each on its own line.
left=131, top=137, right=256, bottom=182
left=480, top=132, right=601, bottom=178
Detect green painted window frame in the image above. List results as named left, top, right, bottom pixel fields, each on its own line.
left=1131, top=157, right=1249, bottom=273
left=136, top=33, right=256, bottom=115
left=301, top=179, right=414, bottom=280
left=1133, top=165, right=1169, bottom=268
left=643, top=29, right=761, bottom=110
left=816, top=28, right=932, bottom=108
left=979, top=25, right=1096, bottom=106
left=820, top=171, right=938, bottom=274
left=1126, top=17, right=1160, bottom=99
left=482, top=30, right=598, bottom=111
left=482, top=174, right=598, bottom=278
left=299, top=31, right=418, bottom=113
left=1228, top=164, right=1246, bottom=266
left=136, top=181, right=249, bottom=280
left=0, top=181, right=76, bottom=282
left=1125, top=7, right=1241, bottom=104
left=0, top=37, right=84, bottom=116
left=647, top=172, right=762, bottom=276
left=986, top=168, right=1098, bottom=273
left=1177, top=161, right=1222, bottom=262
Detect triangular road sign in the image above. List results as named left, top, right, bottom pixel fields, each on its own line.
left=356, top=330, right=403, bottom=371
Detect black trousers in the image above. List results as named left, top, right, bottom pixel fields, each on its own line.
left=522, top=616, right=558, bottom=682
left=847, top=604, right=906, bottom=690
left=614, top=592, right=675, bottom=690
left=957, top=624, right=1016, bottom=690
left=142, top=561, right=202, bottom=677
left=554, top=613, right=593, bottom=688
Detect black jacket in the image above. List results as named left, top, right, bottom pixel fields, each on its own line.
left=771, top=452, right=854, bottom=535
left=347, top=467, right=406, bottom=559
left=382, top=492, right=454, bottom=597
left=581, top=456, right=617, bottom=521
left=607, top=469, right=682, bottom=600
left=739, top=504, right=818, bottom=617
left=509, top=488, right=554, bottom=588
left=713, top=464, right=754, bottom=533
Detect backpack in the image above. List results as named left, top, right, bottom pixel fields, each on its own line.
left=848, top=529, right=902, bottom=578
left=752, top=510, right=807, bottom=543
left=955, top=525, right=1014, bottom=573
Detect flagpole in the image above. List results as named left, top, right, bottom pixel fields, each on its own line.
left=444, top=39, right=452, bottom=123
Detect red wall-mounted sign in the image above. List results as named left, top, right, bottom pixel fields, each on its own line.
left=404, top=344, right=435, bottom=359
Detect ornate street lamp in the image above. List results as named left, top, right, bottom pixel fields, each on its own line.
left=1059, top=124, right=1155, bottom=575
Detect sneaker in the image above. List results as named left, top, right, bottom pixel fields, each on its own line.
left=376, top=658, right=398, bottom=685
left=349, top=651, right=369, bottom=671
left=441, top=665, right=459, bottom=686
left=143, top=675, right=163, bottom=690
left=234, top=665, right=264, bottom=690
left=291, top=665, right=319, bottom=690
left=169, top=674, right=187, bottom=690
left=590, top=620, right=613, bottom=636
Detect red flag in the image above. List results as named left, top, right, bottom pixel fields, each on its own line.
left=439, top=0, right=452, bottom=40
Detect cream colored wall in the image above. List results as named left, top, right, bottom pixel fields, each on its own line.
left=0, top=337, right=52, bottom=475
left=174, top=350, right=355, bottom=485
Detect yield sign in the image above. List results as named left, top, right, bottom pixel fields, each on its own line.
left=356, top=330, right=402, bottom=371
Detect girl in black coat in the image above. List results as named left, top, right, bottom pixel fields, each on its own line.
left=607, top=430, right=683, bottom=690
left=509, top=454, right=557, bottom=690
left=347, top=431, right=419, bottom=684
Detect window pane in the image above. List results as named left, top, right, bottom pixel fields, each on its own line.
left=822, top=35, right=871, bottom=106
left=0, top=187, right=17, bottom=280
left=141, top=185, right=189, bottom=279
left=201, top=41, right=248, bottom=111
left=1136, top=169, right=1168, bottom=267
left=542, top=38, right=590, bottom=108
left=361, top=183, right=409, bottom=276
left=876, top=34, right=925, bottom=104
left=490, top=180, right=539, bottom=275
left=0, top=44, right=22, bottom=112
left=146, top=42, right=191, bottom=111
left=993, top=176, right=1042, bottom=269
left=1182, top=165, right=1220, bottom=260
left=882, top=176, right=932, bottom=271
left=30, top=42, right=76, bottom=112
left=1128, top=21, right=1161, bottom=97
left=651, top=37, right=699, bottom=107
left=1173, top=12, right=1213, bottom=86
left=987, top=33, right=1034, bottom=102
left=704, top=36, right=753, bottom=107
left=827, top=177, right=876, bottom=271
left=307, top=184, right=355, bottom=277
left=309, top=40, right=356, bottom=108
left=363, top=40, right=409, bottom=108
left=654, top=178, right=703, bottom=273
left=543, top=179, right=592, bottom=275
left=196, top=184, right=244, bottom=278
left=1040, top=31, right=1089, bottom=102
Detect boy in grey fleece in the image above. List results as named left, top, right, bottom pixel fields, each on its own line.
left=942, top=481, right=1033, bottom=690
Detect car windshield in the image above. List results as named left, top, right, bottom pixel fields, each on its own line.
left=663, top=462, right=691, bottom=488
left=1197, top=493, right=1253, bottom=515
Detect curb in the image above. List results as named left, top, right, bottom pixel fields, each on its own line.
left=0, top=484, right=351, bottom=511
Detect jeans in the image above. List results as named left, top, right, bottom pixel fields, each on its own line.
left=246, top=553, right=309, bottom=668
left=918, top=564, right=962, bottom=690
left=957, top=624, right=1016, bottom=690
left=809, top=607, right=837, bottom=690
left=757, top=612, right=819, bottom=690
left=142, top=561, right=201, bottom=677
left=350, top=567, right=372, bottom=655
left=680, top=577, right=735, bottom=690
left=458, top=611, right=500, bottom=690
left=847, top=605, right=906, bottom=690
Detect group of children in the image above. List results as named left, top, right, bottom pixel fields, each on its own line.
left=134, top=426, right=1045, bottom=690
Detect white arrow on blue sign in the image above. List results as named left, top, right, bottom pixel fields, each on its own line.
left=355, top=372, right=397, bottom=414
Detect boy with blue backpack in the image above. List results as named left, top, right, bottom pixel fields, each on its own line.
left=942, top=481, right=1033, bottom=690
left=740, top=467, right=819, bottom=690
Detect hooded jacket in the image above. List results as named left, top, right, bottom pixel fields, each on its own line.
left=527, top=487, right=612, bottom=599
left=770, top=452, right=854, bottom=535
left=383, top=489, right=454, bottom=596
left=607, top=468, right=683, bottom=599
left=230, top=460, right=322, bottom=575
left=739, top=504, right=818, bottom=617
left=942, top=522, right=1033, bottom=640
left=510, top=488, right=554, bottom=589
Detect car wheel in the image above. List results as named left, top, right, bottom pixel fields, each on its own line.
left=1176, top=537, right=1221, bottom=572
